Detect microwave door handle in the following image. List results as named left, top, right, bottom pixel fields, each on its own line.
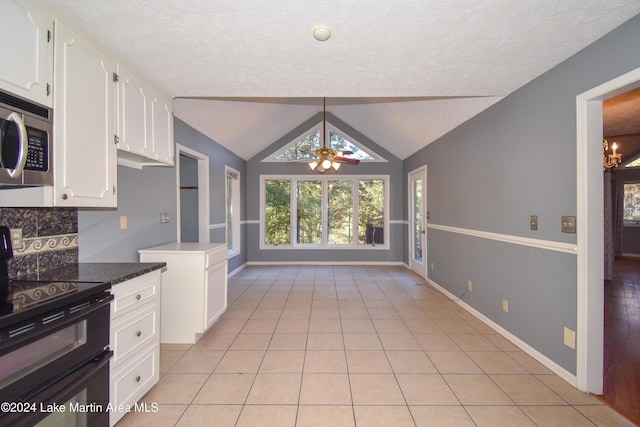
left=5, top=112, right=28, bottom=179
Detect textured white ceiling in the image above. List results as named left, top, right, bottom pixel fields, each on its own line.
left=41, top=0, right=640, bottom=159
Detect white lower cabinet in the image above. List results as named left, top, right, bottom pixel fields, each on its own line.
left=109, top=270, right=161, bottom=426
left=139, top=243, right=227, bottom=344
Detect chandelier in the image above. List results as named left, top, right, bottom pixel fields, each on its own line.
left=308, top=98, right=360, bottom=173
left=603, top=139, right=622, bottom=170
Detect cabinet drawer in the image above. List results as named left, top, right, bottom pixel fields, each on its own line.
left=205, top=248, right=227, bottom=268
left=111, top=273, right=159, bottom=317
left=110, top=348, right=158, bottom=426
left=111, top=306, right=158, bottom=366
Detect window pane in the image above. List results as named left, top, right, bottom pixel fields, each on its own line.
left=358, top=179, right=385, bottom=245
left=273, top=129, right=321, bottom=160
left=413, top=178, right=423, bottom=262
left=226, top=172, right=233, bottom=248
left=297, top=180, right=322, bottom=244
left=327, top=180, right=353, bottom=244
left=624, top=183, right=640, bottom=223
left=265, top=179, right=291, bottom=245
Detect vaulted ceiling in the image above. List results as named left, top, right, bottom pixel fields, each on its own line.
left=42, top=0, right=640, bottom=160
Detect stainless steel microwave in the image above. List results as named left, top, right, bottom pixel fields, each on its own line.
left=0, top=90, right=52, bottom=187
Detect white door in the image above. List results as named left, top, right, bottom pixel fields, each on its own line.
left=409, top=167, right=427, bottom=279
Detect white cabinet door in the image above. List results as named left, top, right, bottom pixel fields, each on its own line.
left=117, top=64, right=150, bottom=157
left=204, top=262, right=228, bottom=330
left=53, top=20, right=117, bottom=207
left=150, top=94, right=174, bottom=165
left=0, top=0, right=52, bottom=107
left=116, top=64, right=173, bottom=167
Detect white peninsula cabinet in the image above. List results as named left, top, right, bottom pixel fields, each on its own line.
left=109, top=270, right=161, bottom=427
left=139, top=243, right=228, bottom=344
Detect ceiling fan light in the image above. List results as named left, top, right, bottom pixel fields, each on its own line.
left=321, top=159, right=332, bottom=169
left=332, top=162, right=341, bottom=171
left=309, top=161, right=319, bottom=171
left=317, top=165, right=326, bottom=173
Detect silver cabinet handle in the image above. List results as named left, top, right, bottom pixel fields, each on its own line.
left=135, top=375, right=141, bottom=382
left=2, top=112, right=28, bottom=178
left=136, top=294, right=141, bottom=301
left=136, top=330, right=142, bottom=337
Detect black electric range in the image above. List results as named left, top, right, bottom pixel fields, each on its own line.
left=0, top=277, right=110, bottom=338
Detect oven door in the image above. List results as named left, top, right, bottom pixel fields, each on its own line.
left=0, top=292, right=112, bottom=426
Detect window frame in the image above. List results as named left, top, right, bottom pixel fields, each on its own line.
left=225, top=166, right=241, bottom=257
left=260, top=174, right=390, bottom=250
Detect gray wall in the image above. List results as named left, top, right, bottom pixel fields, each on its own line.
left=246, top=112, right=404, bottom=263
left=78, top=164, right=177, bottom=262
left=174, top=119, right=248, bottom=273
left=403, top=14, right=640, bottom=374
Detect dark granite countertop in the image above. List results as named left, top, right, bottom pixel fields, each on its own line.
left=24, top=262, right=166, bottom=286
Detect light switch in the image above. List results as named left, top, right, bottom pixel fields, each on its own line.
left=561, top=216, right=576, bottom=233
left=530, top=215, right=538, bottom=230
left=120, top=216, right=127, bottom=229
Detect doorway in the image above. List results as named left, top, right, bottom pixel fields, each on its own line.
left=176, top=144, right=210, bottom=243
left=576, top=66, right=640, bottom=394
left=409, top=166, right=428, bottom=279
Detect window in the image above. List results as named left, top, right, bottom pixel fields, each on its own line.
left=625, top=156, right=640, bottom=168
left=264, top=179, right=291, bottom=245
left=297, top=180, right=323, bottom=244
left=225, top=167, right=241, bottom=255
left=623, top=182, right=640, bottom=225
left=261, top=175, right=388, bottom=248
left=267, top=126, right=382, bottom=162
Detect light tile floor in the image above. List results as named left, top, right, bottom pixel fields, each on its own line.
left=117, top=266, right=634, bottom=426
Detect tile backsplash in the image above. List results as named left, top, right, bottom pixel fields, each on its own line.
left=0, top=207, right=79, bottom=277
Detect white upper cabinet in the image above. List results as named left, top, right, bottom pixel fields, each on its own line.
left=53, top=19, right=117, bottom=207
left=117, top=64, right=174, bottom=168
left=150, top=93, right=174, bottom=165
left=0, top=0, right=53, bottom=107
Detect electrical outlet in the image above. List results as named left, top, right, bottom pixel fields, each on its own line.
left=564, top=327, right=576, bottom=349
left=467, top=280, right=472, bottom=292
left=120, top=215, right=128, bottom=229
left=502, top=299, right=509, bottom=312
left=160, top=212, right=170, bottom=223
left=10, top=228, right=23, bottom=250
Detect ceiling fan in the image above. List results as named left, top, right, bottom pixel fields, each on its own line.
left=308, top=98, right=360, bottom=173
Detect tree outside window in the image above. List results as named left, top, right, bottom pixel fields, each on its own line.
left=264, top=179, right=291, bottom=245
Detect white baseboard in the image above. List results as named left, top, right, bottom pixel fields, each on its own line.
left=228, top=263, right=247, bottom=278
left=426, top=277, right=578, bottom=388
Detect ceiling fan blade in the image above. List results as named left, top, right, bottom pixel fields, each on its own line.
left=334, top=156, right=360, bottom=164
